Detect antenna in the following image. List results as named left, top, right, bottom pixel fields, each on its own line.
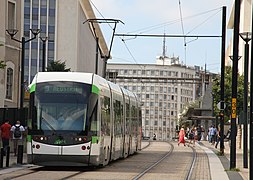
left=163, top=32, right=166, bottom=58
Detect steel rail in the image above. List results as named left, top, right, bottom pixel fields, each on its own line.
left=132, top=142, right=174, bottom=180
left=185, top=146, right=197, bottom=180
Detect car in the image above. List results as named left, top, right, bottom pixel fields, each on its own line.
left=142, top=136, right=150, bottom=140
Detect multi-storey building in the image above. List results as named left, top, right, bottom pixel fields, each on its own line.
left=106, top=56, right=213, bottom=141
left=0, top=0, right=108, bottom=108
left=0, top=0, right=22, bottom=108
left=23, top=0, right=108, bottom=84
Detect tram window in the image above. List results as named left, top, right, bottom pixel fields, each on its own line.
left=114, top=100, right=122, bottom=135
left=101, top=96, right=110, bottom=135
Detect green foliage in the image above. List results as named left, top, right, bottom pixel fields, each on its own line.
left=47, top=60, right=71, bottom=72
left=212, top=66, right=244, bottom=122
left=0, top=44, right=5, bottom=69
left=0, top=61, right=6, bottom=69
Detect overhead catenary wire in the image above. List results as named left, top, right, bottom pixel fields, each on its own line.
left=89, top=0, right=143, bottom=69
left=127, top=7, right=221, bottom=34
left=89, top=0, right=221, bottom=74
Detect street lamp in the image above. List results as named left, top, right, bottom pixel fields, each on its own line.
left=39, top=36, right=48, bottom=72
left=239, top=32, right=252, bottom=169
left=6, top=28, right=40, bottom=108
left=229, top=55, right=242, bottom=61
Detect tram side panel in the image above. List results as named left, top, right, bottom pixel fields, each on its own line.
left=92, top=75, right=112, bottom=166
left=120, top=87, right=130, bottom=158
left=138, top=106, right=142, bottom=151
left=107, top=81, right=124, bottom=161
left=128, top=91, right=136, bottom=155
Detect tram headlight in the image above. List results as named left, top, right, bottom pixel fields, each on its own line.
left=40, top=137, right=44, bottom=141
left=78, top=137, right=82, bottom=141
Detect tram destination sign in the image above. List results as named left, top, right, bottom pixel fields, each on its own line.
left=43, top=86, right=83, bottom=94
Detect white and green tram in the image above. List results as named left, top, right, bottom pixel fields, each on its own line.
left=27, top=72, right=142, bottom=166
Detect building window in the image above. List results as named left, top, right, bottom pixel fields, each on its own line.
left=8, top=1, right=16, bottom=29
left=6, top=68, right=13, bottom=100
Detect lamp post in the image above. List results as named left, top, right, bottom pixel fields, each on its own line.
left=39, top=37, right=48, bottom=72
left=239, top=32, right=251, bottom=169
left=6, top=28, right=40, bottom=108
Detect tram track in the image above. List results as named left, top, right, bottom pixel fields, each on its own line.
left=132, top=141, right=174, bottom=180
left=0, top=141, right=198, bottom=180
left=186, top=145, right=197, bottom=180
left=132, top=141, right=197, bottom=180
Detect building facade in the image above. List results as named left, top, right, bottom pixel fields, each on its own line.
left=226, top=0, right=252, bottom=74
left=106, top=56, right=213, bottom=141
left=0, top=0, right=22, bottom=108
left=23, top=0, right=108, bottom=84
left=0, top=0, right=108, bottom=108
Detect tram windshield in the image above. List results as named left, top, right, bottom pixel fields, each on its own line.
left=33, top=82, right=91, bottom=132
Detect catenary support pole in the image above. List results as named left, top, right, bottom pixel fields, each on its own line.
left=220, top=6, right=226, bottom=155
left=20, top=37, right=25, bottom=108
left=243, top=40, right=250, bottom=168
left=230, top=0, right=241, bottom=170
left=249, top=1, right=253, bottom=178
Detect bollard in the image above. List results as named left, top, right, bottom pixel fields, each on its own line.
left=0, top=148, right=4, bottom=168
left=17, top=145, right=23, bottom=164
left=6, top=146, right=10, bottom=167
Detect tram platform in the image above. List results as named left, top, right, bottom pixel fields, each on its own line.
left=0, top=141, right=249, bottom=180
left=200, top=140, right=248, bottom=180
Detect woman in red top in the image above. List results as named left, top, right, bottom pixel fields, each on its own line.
left=178, top=127, right=186, bottom=146
left=0, top=120, right=12, bottom=154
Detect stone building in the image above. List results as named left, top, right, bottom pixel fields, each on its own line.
left=106, top=56, right=214, bottom=140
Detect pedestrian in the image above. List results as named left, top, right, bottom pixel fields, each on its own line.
left=187, top=127, right=195, bottom=147
left=178, top=127, right=186, bottom=146
left=215, top=127, right=221, bottom=148
left=201, top=125, right=205, bottom=140
left=210, top=125, right=217, bottom=145
left=11, top=121, right=25, bottom=156
left=197, top=125, right=202, bottom=141
left=208, top=126, right=211, bottom=143
left=153, top=133, right=156, bottom=140
left=0, top=119, right=11, bottom=155
left=225, top=128, right=231, bottom=147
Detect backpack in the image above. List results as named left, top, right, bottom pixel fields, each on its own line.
left=14, top=125, right=22, bottom=138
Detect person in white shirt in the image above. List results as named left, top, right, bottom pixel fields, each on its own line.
left=10, top=121, right=25, bottom=156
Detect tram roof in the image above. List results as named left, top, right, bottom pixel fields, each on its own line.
left=30, top=72, right=94, bottom=85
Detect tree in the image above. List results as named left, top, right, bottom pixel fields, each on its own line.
left=0, top=44, right=5, bottom=69
left=0, top=61, right=6, bottom=69
left=212, top=66, right=244, bottom=122
left=47, top=60, right=71, bottom=72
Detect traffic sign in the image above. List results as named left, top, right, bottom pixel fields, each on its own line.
left=217, top=101, right=226, bottom=110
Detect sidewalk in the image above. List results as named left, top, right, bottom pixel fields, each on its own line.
left=0, top=152, right=30, bottom=175
left=200, top=140, right=248, bottom=180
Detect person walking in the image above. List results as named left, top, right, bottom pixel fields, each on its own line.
left=178, top=127, right=186, bottom=146
left=0, top=119, right=11, bottom=155
left=215, top=127, right=221, bottom=148
left=187, top=127, right=195, bottom=147
left=197, top=125, right=202, bottom=142
left=11, top=121, right=25, bottom=156
left=210, top=125, right=217, bottom=145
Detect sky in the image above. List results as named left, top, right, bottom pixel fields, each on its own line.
left=90, top=0, right=232, bottom=73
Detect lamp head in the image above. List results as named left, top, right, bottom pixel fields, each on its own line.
left=6, top=29, right=18, bottom=38
left=239, top=32, right=252, bottom=42
left=229, top=55, right=242, bottom=61
left=30, top=29, right=41, bottom=36
left=39, top=36, right=48, bottom=42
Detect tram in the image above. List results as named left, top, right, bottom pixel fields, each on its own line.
left=27, top=72, right=142, bottom=166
